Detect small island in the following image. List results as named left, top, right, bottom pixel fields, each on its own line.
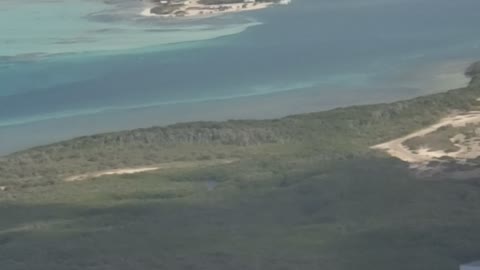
left=141, top=0, right=289, bottom=18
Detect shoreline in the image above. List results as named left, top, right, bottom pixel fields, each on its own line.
left=0, top=60, right=472, bottom=130
left=0, top=61, right=476, bottom=157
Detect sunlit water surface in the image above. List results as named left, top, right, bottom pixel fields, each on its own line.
left=1, top=0, right=480, bottom=154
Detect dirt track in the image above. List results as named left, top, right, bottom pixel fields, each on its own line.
left=371, top=111, right=480, bottom=164
left=65, top=159, right=236, bottom=182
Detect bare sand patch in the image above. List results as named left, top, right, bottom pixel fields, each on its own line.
left=372, top=111, right=480, bottom=165
left=65, top=159, right=236, bottom=182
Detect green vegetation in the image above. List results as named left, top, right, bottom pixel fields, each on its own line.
left=198, top=0, right=246, bottom=4
left=148, top=0, right=275, bottom=16
left=1, top=66, right=480, bottom=269
left=466, top=61, right=480, bottom=78
left=198, top=0, right=274, bottom=4
left=466, top=61, right=480, bottom=85
left=404, top=122, right=480, bottom=153
left=404, top=125, right=462, bottom=152
left=1, top=81, right=479, bottom=186
left=151, top=4, right=185, bottom=15
left=2, top=156, right=480, bottom=269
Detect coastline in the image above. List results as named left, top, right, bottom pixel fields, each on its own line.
left=1, top=63, right=479, bottom=187
left=0, top=61, right=475, bottom=157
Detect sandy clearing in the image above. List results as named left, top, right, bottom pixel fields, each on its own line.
left=371, top=111, right=480, bottom=164
left=66, top=167, right=160, bottom=181
left=65, top=159, right=236, bottom=182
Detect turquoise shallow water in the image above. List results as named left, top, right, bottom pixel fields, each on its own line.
left=0, top=0, right=258, bottom=57
left=1, top=0, right=480, bottom=154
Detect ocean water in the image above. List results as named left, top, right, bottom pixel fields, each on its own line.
left=1, top=0, right=480, bottom=154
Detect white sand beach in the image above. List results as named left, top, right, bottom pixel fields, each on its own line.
left=141, top=6, right=157, bottom=17
left=141, top=0, right=274, bottom=18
